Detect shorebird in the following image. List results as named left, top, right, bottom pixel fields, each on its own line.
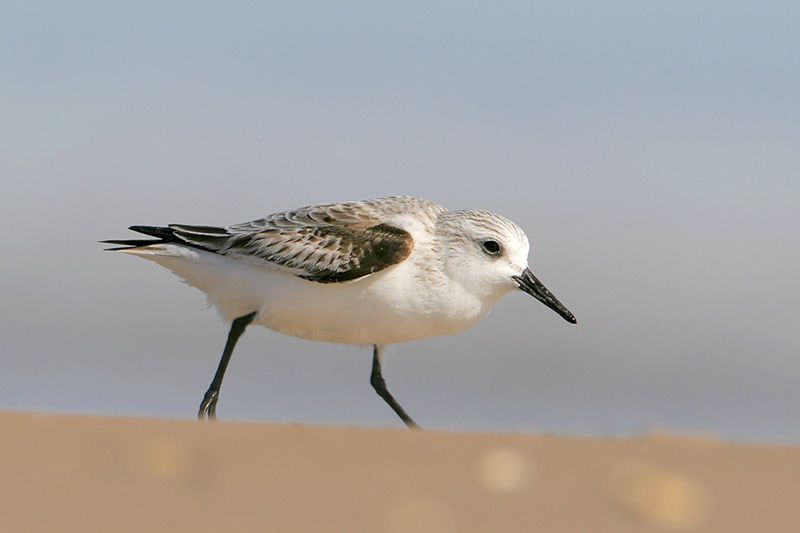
left=105, top=196, right=576, bottom=428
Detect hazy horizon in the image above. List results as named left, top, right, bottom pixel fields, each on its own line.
left=2, top=2, right=798, bottom=442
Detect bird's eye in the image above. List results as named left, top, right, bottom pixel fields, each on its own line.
left=481, top=240, right=502, bottom=255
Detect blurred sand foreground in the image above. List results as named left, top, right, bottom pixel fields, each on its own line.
left=1, top=412, right=799, bottom=532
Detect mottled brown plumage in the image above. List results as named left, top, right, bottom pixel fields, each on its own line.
left=110, top=196, right=445, bottom=284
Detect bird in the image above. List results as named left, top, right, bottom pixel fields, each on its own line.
left=104, top=195, right=576, bottom=429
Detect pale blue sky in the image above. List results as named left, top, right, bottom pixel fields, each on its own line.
left=2, top=2, right=798, bottom=441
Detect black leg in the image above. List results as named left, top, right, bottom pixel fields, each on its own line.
left=198, top=311, right=258, bottom=421
left=370, top=345, right=420, bottom=430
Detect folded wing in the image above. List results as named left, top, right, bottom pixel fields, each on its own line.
left=104, top=204, right=415, bottom=284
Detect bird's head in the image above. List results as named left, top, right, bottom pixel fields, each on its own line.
left=437, top=209, right=576, bottom=324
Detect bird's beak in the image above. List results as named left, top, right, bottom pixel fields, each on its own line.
left=513, top=268, right=577, bottom=324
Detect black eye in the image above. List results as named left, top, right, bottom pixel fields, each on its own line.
left=481, top=240, right=501, bottom=255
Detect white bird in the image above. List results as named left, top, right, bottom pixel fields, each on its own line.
left=104, top=196, right=576, bottom=428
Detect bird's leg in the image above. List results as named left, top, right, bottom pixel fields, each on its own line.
left=198, top=311, right=258, bottom=421
left=370, top=345, right=420, bottom=430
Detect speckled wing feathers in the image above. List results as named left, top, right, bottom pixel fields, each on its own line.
left=117, top=197, right=442, bottom=283
left=175, top=221, right=413, bottom=283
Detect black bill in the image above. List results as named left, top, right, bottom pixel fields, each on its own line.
left=512, top=268, right=577, bottom=324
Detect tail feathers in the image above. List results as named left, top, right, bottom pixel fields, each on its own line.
left=102, top=238, right=163, bottom=251
left=102, top=225, right=224, bottom=252
left=102, top=225, right=180, bottom=251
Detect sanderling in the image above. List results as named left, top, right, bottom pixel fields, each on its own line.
left=105, top=196, right=576, bottom=429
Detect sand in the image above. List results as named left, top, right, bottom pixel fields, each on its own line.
left=1, top=411, right=798, bottom=532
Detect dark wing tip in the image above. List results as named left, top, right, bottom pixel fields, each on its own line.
left=128, top=225, right=176, bottom=239
left=101, top=226, right=176, bottom=251
left=103, top=224, right=230, bottom=253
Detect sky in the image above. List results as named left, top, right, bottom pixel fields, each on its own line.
left=2, top=2, right=799, bottom=442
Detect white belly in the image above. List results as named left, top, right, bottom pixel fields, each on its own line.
left=129, top=244, right=494, bottom=345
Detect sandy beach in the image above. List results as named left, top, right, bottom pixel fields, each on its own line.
left=2, top=411, right=798, bottom=532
